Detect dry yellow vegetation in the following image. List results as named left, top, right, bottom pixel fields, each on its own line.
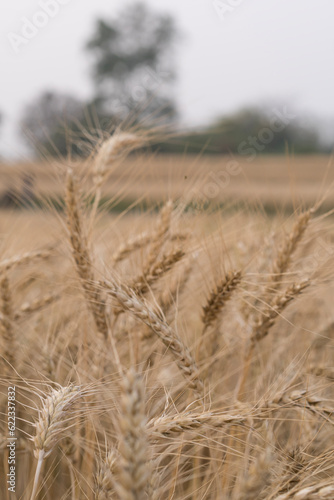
left=1, top=154, right=333, bottom=209
left=1, top=135, right=334, bottom=499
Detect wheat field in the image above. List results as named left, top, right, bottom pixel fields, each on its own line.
left=1, top=133, right=334, bottom=499
left=1, top=153, right=333, bottom=210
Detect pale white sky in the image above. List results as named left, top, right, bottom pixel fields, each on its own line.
left=1, top=0, right=334, bottom=158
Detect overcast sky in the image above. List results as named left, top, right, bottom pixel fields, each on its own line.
left=1, top=0, right=334, bottom=158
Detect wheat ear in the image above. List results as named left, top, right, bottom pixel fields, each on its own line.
left=112, top=230, right=187, bottom=265
left=271, top=210, right=311, bottom=284
left=94, top=449, right=117, bottom=500
left=131, top=248, right=185, bottom=295
left=93, top=133, right=141, bottom=183
left=197, top=270, right=242, bottom=364
left=149, top=409, right=249, bottom=437
left=106, top=282, right=204, bottom=397
left=251, top=280, right=309, bottom=344
left=245, top=210, right=312, bottom=323
left=31, top=385, right=82, bottom=500
left=0, top=249, right=50, bottom=274
left=14, top=292, right=60, bottom=321
left=65, top=169, right=108, bottom=338
left=115, top=369, right=149, bottom=500
left=202, top=271, right=242, bottom=331
left=112, top=231, right=152, bottom=263
left=89, top=132, right=144, bottom=235
left=141, top=260, right=192, bottom=340
left=237, top=280, right=309, bottom=399
left=142, top=200, right=173, bottom=273
left=274, top=482, right=334, bottom=499
left=276, top=448, right=308, bottom=497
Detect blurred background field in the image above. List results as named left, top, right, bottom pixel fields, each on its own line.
left=1, top=154, right=333, bottom=213
left=1, top=1, right=333, bottom=218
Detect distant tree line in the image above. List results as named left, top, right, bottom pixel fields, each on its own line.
left=155, top=107, right=327, bottom=156
left=0, top=2, right=330, bottom=158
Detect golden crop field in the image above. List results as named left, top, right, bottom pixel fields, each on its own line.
left=1, top=138, right=334, bottom=499
left=1, top=153, right=333, bottom=209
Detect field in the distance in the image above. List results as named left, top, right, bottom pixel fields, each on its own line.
left=1, top=154, right=333, bottom=211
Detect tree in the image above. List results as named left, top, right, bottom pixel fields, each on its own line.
left=20, top=91, right=100, bottom=157
left=19, top=4, right=179, bottom=157
left=85, top=2, right=178, bottom=123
